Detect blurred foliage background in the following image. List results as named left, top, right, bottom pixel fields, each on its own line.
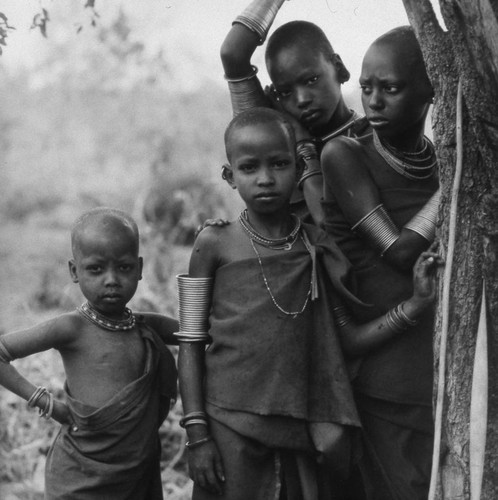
left=0, top=4, right=239, bottom=498
left=0, top=0, right=410, bottom=497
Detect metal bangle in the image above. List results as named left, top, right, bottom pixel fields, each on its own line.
left=352, top=204, right=400, bottom=255
left=186, top=436, right=213, bottom=449
left=225, top=66, right=267, bottom=116
left=233, top=0, right=286, bottom=44
left=404, top=189, right=440, bottom=242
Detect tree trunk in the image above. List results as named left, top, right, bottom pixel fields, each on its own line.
left=401, top=0, right=498, bottom=498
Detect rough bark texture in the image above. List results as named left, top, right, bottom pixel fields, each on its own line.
left=402, top=0, right=498, bottom=498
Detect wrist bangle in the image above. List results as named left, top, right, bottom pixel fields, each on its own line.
left=28, top=386, right=47, bottom=408
left=180, top=411, right=208, bottom=428
left=39, top=391, right=54, bottom=420
left=186, top=436, right=213, bottom=449
left=184, top=419, right=209, bottom=427
left=398, top=302, right=419, bottom=326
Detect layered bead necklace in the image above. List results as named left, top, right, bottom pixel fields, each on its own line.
left=373, top=130, right=437, bottom=180
left=238, top=210, right=314, bottom=317
left=78, top=301, right=136, bottom=331
left=238, top=209, right=301, bottom=251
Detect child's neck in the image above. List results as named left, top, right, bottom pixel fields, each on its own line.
left=244, top=207, right=295, bottom=240
left=78, top=301, right=136, bottom=331
left=315, top=99, right=353, bottom=137
left=384, top=127, right=426, bottom=153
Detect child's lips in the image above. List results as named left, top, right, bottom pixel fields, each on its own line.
left=301, top=110, right=320, bottom=124
left=368, top=116, right=389, bottom=128
left=255, top=192, right=279, bottom=200
left=103, top=294, right=121, bottom=301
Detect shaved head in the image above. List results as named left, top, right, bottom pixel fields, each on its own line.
left=224, top=107, right=295, bottom=163
left=71, top=207, right=139, bottom=258
left=368, top=26, right=431, bottom=90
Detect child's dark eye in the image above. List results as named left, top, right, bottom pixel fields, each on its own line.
left=360, top=85, right=372, bottom=95
left=239, top=164, right=256, bottom=173
left=277, top=89, right=291, bottom=99
left=384, top=85, right=400, bottom=94
left=306, top=75, right=319, bottom=85
left=119, top=264, right=133, bottom=272
left=86, top=266, right=102, bottom=274
left=273, top=160, right=290, bottom=168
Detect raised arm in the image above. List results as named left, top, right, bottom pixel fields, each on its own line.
left=178, top=228, right=224, bottom=495
left=322, top=137, right=437, bottom=271
left=337, top=249, right=441, bottom=357
left=0, top=315, right=77, bottom=425
left=220, top=0, right=287, bottom=115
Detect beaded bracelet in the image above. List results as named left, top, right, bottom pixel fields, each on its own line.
left=186, top=436, right=213, bottom=450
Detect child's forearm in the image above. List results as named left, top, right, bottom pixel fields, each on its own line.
left=338, top=299, right=428, bottom=358
left=0, top=359, right=40, bottom=403
left=178, top=343, right=209, bottom=440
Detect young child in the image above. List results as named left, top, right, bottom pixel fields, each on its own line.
left=220, top=0, right=370, bottom=226
left=321, top=27, right=439, bottom=499
left=0, top=207, right=178, bottom=500
left=177, top=107, right=441, bottom=500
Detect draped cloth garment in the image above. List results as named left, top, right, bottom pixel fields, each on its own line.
left=322, top=185, right=438, bottom=500
left=44, top=320, right=177, bottom=500
left=195, top=225, right=363, bottom=500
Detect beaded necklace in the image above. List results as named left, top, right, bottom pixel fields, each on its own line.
left=373, top=131, right=436, bottom=180
left=78, top=301, right=136, bottom=331
left=320, top=110, right=363, bottom=143
left=238, top=211, right=314, bottom=317
left=238, top=209, right=301, bottom=251
left=250, top=237, right=312, bottom=318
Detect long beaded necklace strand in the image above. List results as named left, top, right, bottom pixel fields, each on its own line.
left=250, top=237, right=312, bottom=317
left=373, top=131, right=437, bottom=180
left=238, top=209, right=301, bottom=250
left=239, top=211, right=317, bottom=317
left=78, top=301, right=136, bottom=331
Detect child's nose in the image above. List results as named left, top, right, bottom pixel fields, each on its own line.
left=369, top=89, right=384, bottom=110
left=104, top=269, right=119, bottom=286
left=295, top=87, right=312, bottom=109
left=257, top=168, right=274, bottom=185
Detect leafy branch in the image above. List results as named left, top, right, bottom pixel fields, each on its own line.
left=0, top=13, right=15, bottom=54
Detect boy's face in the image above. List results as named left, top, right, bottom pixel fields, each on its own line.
left=360, top=42, right=433, bottom=140
left=226, top=122, right=297, bottom=216
left=69, top=225, right=142, bottom=319
left=267, top=43, right=343, bottom=134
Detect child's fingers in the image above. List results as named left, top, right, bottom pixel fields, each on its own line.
left=204, top=467, right=223, bottom=495
left=215, top=456, right=225, bottom=482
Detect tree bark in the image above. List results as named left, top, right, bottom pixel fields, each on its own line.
left=402, top=0, right=498, bottom=498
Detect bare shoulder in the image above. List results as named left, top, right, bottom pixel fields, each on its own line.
left=322, top=134, right=369, bottom=165
left=191, top=221, right=246, bottom=276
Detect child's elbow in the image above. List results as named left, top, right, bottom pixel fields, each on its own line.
left=220, top=39, right=242, bottom=72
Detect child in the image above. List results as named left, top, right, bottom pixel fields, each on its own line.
left=321, top=27, right=439, bottom=499
left=0, top=207, right=178, bottom=500
left=177, top=107, right=441, bottom=500
left=220, top=0, right=370, bottom=226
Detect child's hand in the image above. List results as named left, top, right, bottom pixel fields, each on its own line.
left=412, top=244, right=444, bottom=307
left=195, top=219, right=230, bottom=238
left=187, top=438, right=225, bottom=495
left=51, top=399, right=73, bottom=426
